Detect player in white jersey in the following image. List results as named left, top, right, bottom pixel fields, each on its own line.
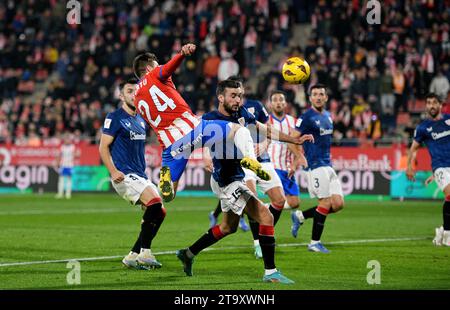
left=267, top=91, right=308, bottom=234
left=55, top=134, right=79, bottom=199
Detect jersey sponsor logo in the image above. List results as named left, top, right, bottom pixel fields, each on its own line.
left=170, top=133, right=203, bottom=157
left=129, top=131, right=146, bottom=140
left=104, top=119, right=112, bottom=129
left=320, top=128, right=333, bottom=136
left=431, top=130, right=450, bottom=140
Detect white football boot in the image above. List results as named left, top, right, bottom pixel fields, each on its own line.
left=122, top=252, right=139, bottom=268
left=432, top=226, right=444, bottom=246
left=136, top=249, right=162, bottom=269
left=442, top=230, right=450, bottom=247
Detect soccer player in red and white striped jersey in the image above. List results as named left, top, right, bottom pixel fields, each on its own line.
left=267, top=91, right=308, bottom=231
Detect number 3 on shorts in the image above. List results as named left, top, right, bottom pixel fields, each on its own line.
left=314, top=178, right=320, bottom=188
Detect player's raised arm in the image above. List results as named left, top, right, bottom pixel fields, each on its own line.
left=159, top=43, right=196, bottom=80
left=256, top=121, right=314, bottom=145
left=406, top=140, right=421, bottom=181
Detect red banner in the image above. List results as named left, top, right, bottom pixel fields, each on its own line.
left=0, top=144, right=433, bottom=171
left=0, top=145, right=101, bottom=166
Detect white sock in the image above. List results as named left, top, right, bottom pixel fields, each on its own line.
left=128, top=251, right=138, bottom=256
left=65, top=177, right=72, bottom=198
left=310, top=240, right=320, bottom=245
left=57, top=176, right=64, bottom=196
left=234, top=127, right=256, bottom=159
left=140, top=248, right=151, bottom=254
left=264, top=268, right=277, bottom=276
left=296, top=210, right=305, bottom=221
left=253, top=239, right=260, bottom=247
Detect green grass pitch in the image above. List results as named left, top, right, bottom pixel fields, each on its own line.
left=0, top=194, right=449, bottom=290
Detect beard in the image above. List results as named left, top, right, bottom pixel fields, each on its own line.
left=223, top=102, right=238, bottom=115
left=428, top=108, right=439, bottom=118
left=313, top=103, right=324, bottom=111
left=125, top=101, right=136, bottom=111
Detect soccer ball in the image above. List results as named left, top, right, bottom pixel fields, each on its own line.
left=281, top=57, right=310, bottom=84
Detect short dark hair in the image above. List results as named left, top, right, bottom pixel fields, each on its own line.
left=119, top=77, right=138, bottom=91
left=133, top=52, right=158, bottom=78
left=227, top=75, right=244, bottom=84
left=309, top=84, right=327, bottom=94
left=216, top=79, right=241, bottom=96
left=269, top=90, right=287, bottom=101
left=425, top=93, right=442, bottom=103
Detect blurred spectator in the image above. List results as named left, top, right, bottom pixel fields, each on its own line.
left=0, top=0, right=449, bottom=147
left=429, top=70, right=450, bottom=102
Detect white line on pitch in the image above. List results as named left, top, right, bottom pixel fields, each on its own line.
left=0, top=207, right=213, bottom=216
left=0, top=237, right=428, bottom=267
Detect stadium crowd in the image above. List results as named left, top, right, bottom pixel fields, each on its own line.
left=0, top=0, right=449, bottom=146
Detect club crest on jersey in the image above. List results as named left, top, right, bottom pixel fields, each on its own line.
left=445, top=119, right=450, bottom=126
left=238, top=117, right=245, bottom=126
left=426, top=127, right=433, bottom=132
left=104, top=119, right=112, bottom=129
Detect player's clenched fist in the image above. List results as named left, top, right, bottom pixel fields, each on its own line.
left=181, top=43, right=196, bottom=56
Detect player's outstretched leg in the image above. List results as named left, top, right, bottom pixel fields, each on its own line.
left=159, top=166, right=174, bottom=202
left=240, top=157, right=271, bottom=181
left=230, top=125, right=271, bottom=181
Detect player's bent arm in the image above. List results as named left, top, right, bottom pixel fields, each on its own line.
left=288, top=142, right=307, bottom=168
left=256, top=122, right=313, bottom=145
left=406, top=140, right=420, bottom=181
left=159, top=43, right=196, bottom=79
left=99, top=133, right=124, bottom=183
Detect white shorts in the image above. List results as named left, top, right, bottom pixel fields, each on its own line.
left=307, top=166, right=343, bottom=199
left=112, top=173, right=158, bottom=205
left=210, top=178, right=256, bottom=216
left=243, top=162, right=283, bottom=193
left=434, top=168, right=450, bottom=191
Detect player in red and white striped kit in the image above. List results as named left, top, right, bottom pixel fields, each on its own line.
left=267, top=91, right=308, bottom=235
left=133, top=43, right=271, bottom=202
